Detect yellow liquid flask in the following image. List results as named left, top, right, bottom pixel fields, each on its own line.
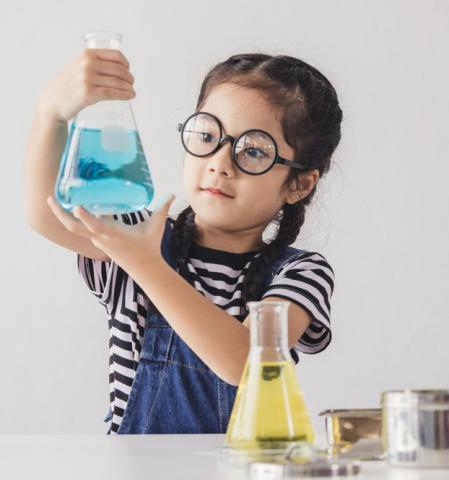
left=55, top=32, right=154, bottom=215
left=226, top=301, right=315, bottom=451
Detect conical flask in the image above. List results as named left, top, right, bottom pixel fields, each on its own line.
left=55, top=32, right=154, bottom=215
left=226, top=301, right=315, bottom=450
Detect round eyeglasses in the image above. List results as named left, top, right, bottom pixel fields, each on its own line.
left=177, top=112, right=309, bottom=175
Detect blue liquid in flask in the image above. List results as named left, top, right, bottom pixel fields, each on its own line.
left=55, top=123, right=154, bottom=215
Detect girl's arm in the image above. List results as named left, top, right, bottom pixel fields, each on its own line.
left=24, top=49, right=135, bottom=261
left=131, top=256, right=311, bottom=386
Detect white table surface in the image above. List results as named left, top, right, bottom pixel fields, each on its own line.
left=0, top=434, right=448, bottom=480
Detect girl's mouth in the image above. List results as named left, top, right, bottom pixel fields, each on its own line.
left=202, top=188, right=234, bottom=198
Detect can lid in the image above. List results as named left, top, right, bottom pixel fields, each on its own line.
left=250, top=458, right=361, bottom=478
left=319, top=408, right=381, bottom=418
left=381, top=389, right=449, bottom=408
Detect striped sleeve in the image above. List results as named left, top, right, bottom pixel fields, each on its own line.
left=77, top=208, right=153, bottom=307
left=262, top=251, right=335, bottom=354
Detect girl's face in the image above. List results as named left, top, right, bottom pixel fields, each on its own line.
left=182, top=82, right=306, bottom=249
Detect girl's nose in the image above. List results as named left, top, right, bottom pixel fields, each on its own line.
left=207, top=141, right=236, bottom=177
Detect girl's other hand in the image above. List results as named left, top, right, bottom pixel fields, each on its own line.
left=38, top=48, right=136, bottom=123
left=46, top=193, right=176, bottom=275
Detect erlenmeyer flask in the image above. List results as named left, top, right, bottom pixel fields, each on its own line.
left=55, top=32, right=154, bottom=215
left=226, top=301, right=315, bottom=450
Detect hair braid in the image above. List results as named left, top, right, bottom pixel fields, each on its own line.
left=240, top=201, right=306, bottom=310
left=170, top=206, right=196, bottom=273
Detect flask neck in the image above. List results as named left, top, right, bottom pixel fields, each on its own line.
left=84, top=32, right=122, bottom=49
left=248, top=301, right=291, bottom=362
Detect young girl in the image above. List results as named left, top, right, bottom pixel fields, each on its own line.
left=24, top=49, right=342, bottom=435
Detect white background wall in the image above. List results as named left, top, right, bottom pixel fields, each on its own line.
left=1, top=0, right=448, bottom=435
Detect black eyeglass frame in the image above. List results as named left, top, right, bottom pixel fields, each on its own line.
left=177, top=112, right=310, bottom=176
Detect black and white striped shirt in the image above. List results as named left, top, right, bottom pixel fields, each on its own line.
left=77, top=209, right=334, bottom=434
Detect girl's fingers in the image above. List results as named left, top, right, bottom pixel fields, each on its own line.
left=73, top=206, right=128, bottom=238
left=91, top=73, right=135, bottom=93
left=152, top=193, right=176, bottom=214
left=72, top=206, right=117, bottom=237
left=88, top=48, right=130, bottom=69
left=93, top=60, right=134, bottom=84
left=47, top=197, right=95, bottom=239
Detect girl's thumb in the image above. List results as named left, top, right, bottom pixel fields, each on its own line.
left=153, top=193, right=176, bottom=213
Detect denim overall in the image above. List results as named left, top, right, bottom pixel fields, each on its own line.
left=105, top=219, right=303, bottom=434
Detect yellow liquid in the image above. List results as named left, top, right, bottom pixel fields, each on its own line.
left=226, top=361, right=315, bottom=449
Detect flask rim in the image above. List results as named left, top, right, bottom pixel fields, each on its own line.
left=247, top=300, right=290, bottom=310
left=84, top=32, right=123, bottom=47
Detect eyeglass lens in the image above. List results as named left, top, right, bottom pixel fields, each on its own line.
left=182, top=113, right=276, bottom=174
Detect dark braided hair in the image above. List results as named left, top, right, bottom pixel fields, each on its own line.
left=171, top=53, right=343, bottom=308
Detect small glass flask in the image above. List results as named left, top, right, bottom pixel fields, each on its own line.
left=226, top=301, right=315, bottom=450
left=55, top=32, right=154, bottom=215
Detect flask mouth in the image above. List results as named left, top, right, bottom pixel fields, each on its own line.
left=84, top=32, right=122, bottom=49
left=247, top=301, right=290, bottom=309
left=247, top=300, right=290, bottom=356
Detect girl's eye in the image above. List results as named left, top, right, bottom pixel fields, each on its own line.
left=197, top=132, right=214, bottom=143
left=245, top=147, right=268, bottom=159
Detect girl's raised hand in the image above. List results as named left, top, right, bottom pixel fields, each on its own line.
left=39, top=48, right=135, bottom=123
left=46, top=194, right=176, bottom=274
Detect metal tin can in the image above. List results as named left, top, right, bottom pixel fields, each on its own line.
left=319, top=408, right=382, bottom=458
left=381, top=389, right=449, bottom=467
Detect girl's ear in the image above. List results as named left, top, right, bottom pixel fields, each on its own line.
left=285, top=169, right=320, bottom=204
